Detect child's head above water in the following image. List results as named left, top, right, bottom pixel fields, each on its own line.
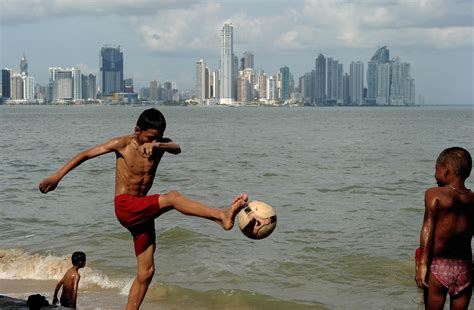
left=72, top=251, right=86, bottom=268
left=436, top=147, right=472, bottom=180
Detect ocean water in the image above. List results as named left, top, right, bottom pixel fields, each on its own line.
left=0, top=105, right=473, bottom=309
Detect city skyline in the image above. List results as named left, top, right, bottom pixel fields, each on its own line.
left=1, top=0, right=472, bottom=105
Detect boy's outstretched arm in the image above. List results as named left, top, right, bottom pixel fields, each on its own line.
left=138, top=138, right=181, bottom=157
left=39, top=137, right=123, bottom=193
left=416, top=189, right=438, bottom=289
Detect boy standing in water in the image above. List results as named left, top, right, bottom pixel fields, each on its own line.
left=53, top=251, right=86, bottom=308
left=416, top=147, right=474, bottom=310
left=39, top=108, right=248, bottom=309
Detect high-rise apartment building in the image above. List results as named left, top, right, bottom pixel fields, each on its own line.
left=49, top=67, right=83, bottom=101
left=212, top=70, right=220, bottom=98
left=220, top=22, right=234, bottom=104
left=149, top=80, right=158, bottom=101
left=82, top=74, right=97, bottom=99
left=237, top=75, right=251, bottom=102
left=267, top=76, right=276, bottom=100
left=390, top=58, right=415, bottom=105
left=258, top=73, right=268, bottom=99
left=349, top=61, right=364, bottom=105
left=376, top=63, right=390, bottom=105
left=367, top=46, right=390, bottom=105
left=195, top=59, right=206, bottom=101
left=314, top=54, right=326, bottom=104
left=23, top=76, right=35, bottom=100
left=299, top=71, right=314, bottom=104
left=55, top=70, right=74, bottom=101
left=2, top=69, right=11, bottom=99
left=10, top=73, right=24, bottom=100
left=71, top=67, right=82, bottom=100
left=279, top=66, right=290, bottom=101
left=327, top=58, right=342, bottom=104
left=343, top=73, right=350, bottom=105
left=243, top=52, right=254, bottom=69
left=100, top=46, right=124, bottom=96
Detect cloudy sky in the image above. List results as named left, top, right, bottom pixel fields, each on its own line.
left=1, top=0, right=473, bottom=104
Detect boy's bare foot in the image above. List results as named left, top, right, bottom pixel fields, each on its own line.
left=222, top=193, right=248, bottom=230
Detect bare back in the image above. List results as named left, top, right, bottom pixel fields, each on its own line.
left=60, top=268, right=80, bottom=303
left=428, top=186, right=474, bottom=259
left=113, top=135, right=165, bottom=197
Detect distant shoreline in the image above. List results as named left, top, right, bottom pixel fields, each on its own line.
left=0, top=103, right=472, bottom=107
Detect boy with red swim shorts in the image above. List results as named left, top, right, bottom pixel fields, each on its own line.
left=39, top=108, right=248, bottom=309
left=416, top=147, right=474, bottom=310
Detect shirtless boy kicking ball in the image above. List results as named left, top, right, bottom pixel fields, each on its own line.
left=39, top=108, right=248, bottom=309
left=416, top=147, right=474, bottom=310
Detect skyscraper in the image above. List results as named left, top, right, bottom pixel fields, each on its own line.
left=2, top=69, right=11, bottom=99
left=220, top=22, right=233, bottom=104
left=243, top=52, right=254, bottom=69
left=149, top=80, right=158, bottom=101
left=349, top=61, right=364, bottom=105
left=19, top=53, right=28, bottom=76
left=279, top=66, right=290, bottom=101
left=314, top=54, right=326, bottom=104
left=72, top=67, right=82, bottom=100
left=10, top=73, right=24, bottom=100
left=82, top=74, right=97, bottom=99
left=100, top=46, right=123, bottom=96
left=376, top=63, right=390, bottom=105
left=258, top=73, right=268, bottom=99
left=327, top=58, right=341, bottom=104
left=367, top=46, right=390, bottom=105
left=343, top=73, right=350, bottom=105
left=390, top=58, right=415, bottom=105
left=371, top=46, right=390, bottom=64
left=54, top=70, right=73, bottom=101
left=23, top=76, right=35, bottom=100
left=195, top=59, right=206, bottom=101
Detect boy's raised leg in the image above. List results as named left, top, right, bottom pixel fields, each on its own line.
left=126, top=244, right=156, bottom=310
left=158, top=191, right=248, bottom=229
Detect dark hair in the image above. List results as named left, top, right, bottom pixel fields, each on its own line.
left=72, top=251, right=86, bottom=266
left=27, top=294, right=49, bottom=310
left=136, top=108, right=166, bottom=132
left=437, top=147, right=472, bottom=179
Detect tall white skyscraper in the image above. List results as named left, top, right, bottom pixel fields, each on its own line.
left=195, top=59, right=206, bottom=101
left=376, top=63, right=390, bottom=105
left=23, top=75, right=34, bottom=100
left=267, top=76, right=276, bottom=100
left=10, top=73, right=24, bottom=100
left=390, top=58, right=414, bottom=105
left=72, top=67, right=82, bottom=100
left=327, top=57, right=341, bottom=103
left=349, top=61, right=364, bottom=105
left=220, top=22, right=233, bottom=104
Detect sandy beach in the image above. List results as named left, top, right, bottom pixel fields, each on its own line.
left=0, top=279, right=129, bottom=309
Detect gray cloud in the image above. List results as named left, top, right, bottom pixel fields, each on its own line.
left=0, top=0, right=200, bottom=25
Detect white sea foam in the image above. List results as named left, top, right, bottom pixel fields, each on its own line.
left=0, top=248, right=130, bottom=293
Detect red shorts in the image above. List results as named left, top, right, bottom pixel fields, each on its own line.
left=430, top=258, right=472, bottom=296
left=114, top=194, right=161, bottom=256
